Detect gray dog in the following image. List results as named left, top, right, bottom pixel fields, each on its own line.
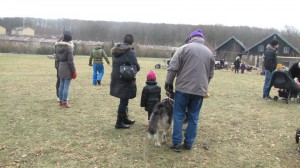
left=148, top=98, right=173, bottom=146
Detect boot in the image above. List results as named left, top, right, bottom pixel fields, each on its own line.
left=123, top=107, right=135, bottom=125
left=59, top=101, right=63, bottom=106
left=62, top=102, right=71, bottom=108
left=115, top=116, right=130, bottom=129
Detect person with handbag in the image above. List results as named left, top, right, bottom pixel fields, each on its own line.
left=55, top=33, right=77, bottom=108
left=110, top=34, right=140, bottom=129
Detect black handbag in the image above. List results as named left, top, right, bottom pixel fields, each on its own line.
left=120, top=64, right=137, bottom=81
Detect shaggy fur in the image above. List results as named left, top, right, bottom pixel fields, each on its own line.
left=148, top=98, right=173, bottom=146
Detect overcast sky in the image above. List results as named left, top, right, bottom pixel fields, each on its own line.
left=1, top=0, right=300, bottom=31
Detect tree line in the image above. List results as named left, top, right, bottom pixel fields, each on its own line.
left=0, top=17, right=299, bottom=50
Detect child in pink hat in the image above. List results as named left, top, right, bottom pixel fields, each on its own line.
left=141, top=70, right=161, bottom=123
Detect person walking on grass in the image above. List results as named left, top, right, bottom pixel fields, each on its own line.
left=55, top=33, right=77, bottom=108
left=165, top=29, right=214, bottom=152
left=263, top=39, right=279, bottom=100
left=141, top=70, right=161, bottom=125
left=89, top=44, right=110, bottom=85
left=241, top=62, right=246, bottom=74
left=110, top=34, right=140, bottom=129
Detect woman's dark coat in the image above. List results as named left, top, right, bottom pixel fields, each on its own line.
left=110, top=43, right=140, bottom=99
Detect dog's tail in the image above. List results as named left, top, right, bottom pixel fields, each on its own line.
left=147, top=104, right=163, bottom=135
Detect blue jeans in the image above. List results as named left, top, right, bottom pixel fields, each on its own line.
left=263, top=70, right=272, bottom=98
left=172, top=91, right=203, bottom=147
left=93, top=64, right=104, bottom=85
left=59, top=79, right=71, bottom=102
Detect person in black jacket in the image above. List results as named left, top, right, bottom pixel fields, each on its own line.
left=110, top=34, right=140, bottom=129
left=288, top=62, right=300, bottom=80
left=234, top=57, right=241, bottom=73
left=263, top=39, right=279, bottom=100
left=141, top=70, right=161, bottom=123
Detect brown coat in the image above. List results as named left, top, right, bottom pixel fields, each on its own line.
left=55, top=41, right=76, bottom=80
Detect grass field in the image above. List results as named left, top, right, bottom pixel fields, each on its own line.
left=0, top=53, right=300, bottom=168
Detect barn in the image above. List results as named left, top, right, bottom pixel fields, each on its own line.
left=214, top=36, right=246, bottom=61
left=11, top=27, right=35, bottom=36
left=0, top=26, right=6, bottom=35
left=247, top=33, right=300, bottom=57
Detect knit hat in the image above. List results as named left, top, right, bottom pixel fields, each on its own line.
left=189, top=29, right=204, bottom=39
left=123, top=34, right=134, bottom=45
left=270, top=39, right=279, bottom=47
left=147, top=70, right=156, bottom=81
left=63, top=33, right=72, bottom=42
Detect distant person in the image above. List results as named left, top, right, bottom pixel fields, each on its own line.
left=288, top=62, right=300, bottom=80
left=89, top=44, right=110, bottom=85
left=234, top=57, right=241, bottom=73
left=55, top=31, right=73, bottom=101
left=165, top=29, right=214, bottom=152
left=55, top=33, right=77, bottom=108
left=220, top=59, right=225, bottom=69
left=263, top=39, right=279, bottom=100
left=240, top=62, right=246, bottom=74
left=141, top=70, right=161, bottom=124
left=110, top=34, right=140, bottom=129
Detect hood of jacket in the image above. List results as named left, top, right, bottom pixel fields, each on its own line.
left=189, top=37, right=205, bottom=45
left=111, top=43, right=132, bottom=57
left=94, top=46, right=102, bottom=50
left=146, top=81, right=157, bottom=85
left=266, top=44, right=276, bottom=51
left=55, top=41, right=73, bottom=54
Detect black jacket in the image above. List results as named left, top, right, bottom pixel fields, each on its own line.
left=288, top=62, right=300, bottom=79
left=264, top=45, right=277, bottom=72
left=110, top=43, right=140, bottom=99
left=141, top=81, right=161, bottom=112
left=234, top=59, right=240, bottom=68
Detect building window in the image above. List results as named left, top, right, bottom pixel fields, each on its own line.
left=283, top=47, right=290, bottom=54
left=258, top=45, right=264, bottom=52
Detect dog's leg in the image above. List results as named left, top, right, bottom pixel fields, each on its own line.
left=162, top=130, right=167, bottom=144
left=154, top=133, right=161, bottom=146
left=147, top=132, right=152, bottom=139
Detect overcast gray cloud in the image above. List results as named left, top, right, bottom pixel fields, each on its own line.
left=1, top=0, right=299, bottom=30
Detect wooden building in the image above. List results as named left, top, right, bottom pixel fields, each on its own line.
left=0, top=26, right=6, bottom=35
left=214, top=36, right=246, bottom=61
left=11, top=27, right=35, bottom=36
left=247, top=33, right=300, bottom=57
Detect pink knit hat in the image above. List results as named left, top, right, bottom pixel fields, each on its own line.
left=147, top=70, right=156, bottom=81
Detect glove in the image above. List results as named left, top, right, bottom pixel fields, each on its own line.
left=72, top=71, right=77, bottom=79
left=165, top=83, right=173, bottom=94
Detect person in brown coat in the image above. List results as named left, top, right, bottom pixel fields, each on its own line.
left=55, top=33, right=77, bottom=108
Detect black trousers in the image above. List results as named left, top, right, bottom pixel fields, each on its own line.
left=117, top=98, right=129, bottom=118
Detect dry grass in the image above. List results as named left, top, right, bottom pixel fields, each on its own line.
left=0, top=53, right=300, bottom=168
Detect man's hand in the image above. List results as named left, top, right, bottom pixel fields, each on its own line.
left=165, top=83, right=173, bottom=94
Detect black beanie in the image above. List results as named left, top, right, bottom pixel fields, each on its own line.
left=123, top=34, right=134, bottom=45
left=270, top=40, right=279, bottom=47
left=63, top=33, right=72, bottom=42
